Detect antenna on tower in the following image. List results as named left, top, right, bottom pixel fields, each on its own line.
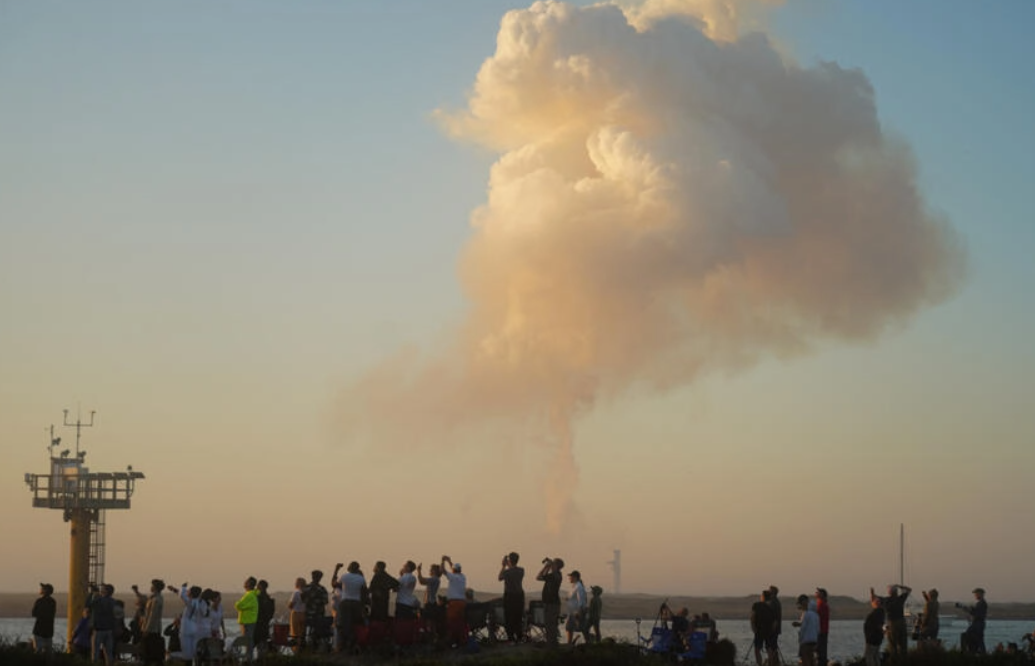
left=63, top=407, right=95, bottom=459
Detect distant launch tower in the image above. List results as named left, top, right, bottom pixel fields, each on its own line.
left=606, top=549, right=621, bottom=594
left=23, top=410, right=144, bottom=645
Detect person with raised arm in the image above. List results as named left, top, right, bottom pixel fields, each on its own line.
left=871, top=583, right=911, bottom=664
left=498, top=551, right=525, bottom=643
left=536, top=557, right=564, bottom=647
left=441, top=555, right=467, bottom=647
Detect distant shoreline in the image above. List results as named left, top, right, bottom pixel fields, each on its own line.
left=4, top=592, right=1034, bottom=621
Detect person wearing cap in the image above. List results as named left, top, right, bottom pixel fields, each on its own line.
left=564, top=570, right=587, bottom=645
left=814, top=588, right=830, bottom=666
left=536, top=557, right=564, bottom=646
left=31, top=583, right=56, bottom=654
left=959, top=587, right=988, bottom=654
left=441, top=555, right=467, bottom=647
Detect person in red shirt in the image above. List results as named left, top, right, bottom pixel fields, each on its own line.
left=814, top=588, right=831, bottom=666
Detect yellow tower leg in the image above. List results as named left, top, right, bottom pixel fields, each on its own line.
left=67, top=509, right=92, bottom=647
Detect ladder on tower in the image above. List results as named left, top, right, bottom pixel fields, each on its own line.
left=88, top=510, right=106, bottom=587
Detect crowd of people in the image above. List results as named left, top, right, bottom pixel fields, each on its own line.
left=28, top=552, right=607, bottom=662
left=742, top=583, right=993, bottom=666
left=28, top=568, right=1010, bottom=665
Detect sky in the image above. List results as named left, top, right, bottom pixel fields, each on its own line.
left=2, top=0, right=1033, bottom=603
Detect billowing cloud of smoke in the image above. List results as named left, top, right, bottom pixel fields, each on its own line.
left=341, top=0, right=964, bottom=532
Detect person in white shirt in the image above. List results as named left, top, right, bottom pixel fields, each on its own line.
left=337, top=562, right=367, bottom=650
left=441, top=555, right=467, bottom=646
left=792, top=594, right=820, bottom=666
left=396, top=561, right=420, bottom=620
left=565, top=570, right=588, bottom=645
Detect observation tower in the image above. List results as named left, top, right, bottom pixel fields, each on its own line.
left=23, top=410, right=145, bottom=644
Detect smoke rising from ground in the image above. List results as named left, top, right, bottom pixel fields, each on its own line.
left=341, top=0, right=964, bottom=532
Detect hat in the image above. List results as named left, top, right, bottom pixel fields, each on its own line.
left=40, top=583, right=54, bottom=595
left=972, top=587, right=985, bottom=595
left=816, top=587, right=828, bottom=599
left=453, top=563, right=462, bottom=572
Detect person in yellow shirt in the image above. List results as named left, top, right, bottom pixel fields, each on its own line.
left=235, top=577, right=259, bottom=663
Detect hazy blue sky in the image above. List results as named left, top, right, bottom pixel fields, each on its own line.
left=2, top=0, right=1033, bottom=600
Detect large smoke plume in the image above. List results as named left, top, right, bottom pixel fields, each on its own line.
left=342, top=0, right=964, bottom=532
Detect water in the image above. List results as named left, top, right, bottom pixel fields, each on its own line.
left=3, top=618, right=1031, bottom=662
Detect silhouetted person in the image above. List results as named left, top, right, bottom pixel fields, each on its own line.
left=141, top=579, right=165, bottom=666
left=863, top=596, right=884, bottom=666
left=537, top=558, right=563, bottom=646
left=959, top=587, right=988, bottom=654
left=918, top=589, right=939, bottom=644
left=767, top=585, right=783, bottom=660
left=90, top=583, right=118, bottom=665
left=498, top=552, right=525, bottom=642
left=31, top=583, right=56, bottom=654
left=369, top=561, right=399, bottom=622
left=255, top=580, right=275, bottom=654
left=815, top=588, right=830, bottom=666
left=751, top=590, right=775, bottom=666
left=303, top=570, right=329, bottom=650
left=872, top=583, right=911, bottom=664
left=584, top=585, right=603, bottom=644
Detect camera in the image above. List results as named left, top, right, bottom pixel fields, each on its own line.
left=542, top=558, right=551, bottom=565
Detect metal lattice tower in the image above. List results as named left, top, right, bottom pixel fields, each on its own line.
left=24, top=410, right=144, bottom=645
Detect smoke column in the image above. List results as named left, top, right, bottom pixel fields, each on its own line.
left=341, top=0, right=964, bottom=532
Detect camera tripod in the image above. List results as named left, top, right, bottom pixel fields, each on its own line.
left=740, top=637, right=788, bottom=666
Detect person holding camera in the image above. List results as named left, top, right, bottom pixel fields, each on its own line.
left=958, top=587, right=988, bottom=654
left=441, top=555, right=467, bottom=646
left=871, top=583, right=910, bottom=664
left=536, top=557, right=564, bottom=646
left=498, top=552, right=525, bottom=642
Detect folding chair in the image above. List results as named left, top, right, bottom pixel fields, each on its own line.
left=678, top=631, right=708, bottom=662
left=643, top=625, right=673, bottom=655
left=465, top=602, right=492, bottom=642
left=392, top=617, right=421, bottom=647
left=270, top=623, right=294, bottom=655
left=489, top=600, right=509, bottom=642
